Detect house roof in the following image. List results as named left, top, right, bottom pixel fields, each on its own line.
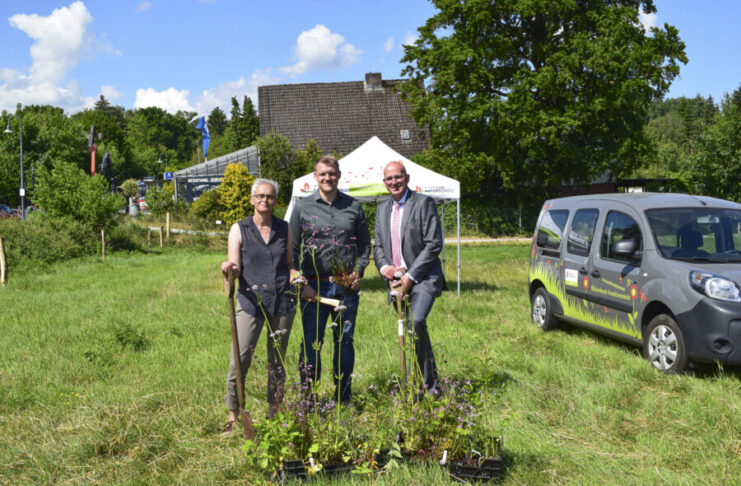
left=258, top=73, right=429, bottom=159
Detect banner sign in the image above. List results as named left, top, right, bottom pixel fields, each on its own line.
left=185, top=176, right=222, bottom=202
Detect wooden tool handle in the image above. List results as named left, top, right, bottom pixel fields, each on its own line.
left=224, top=267, right=235, bottom=298
left=317, top=296, right=341, bottom=308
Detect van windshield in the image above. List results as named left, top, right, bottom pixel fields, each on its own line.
left=646, top=208, right=741, bottom=262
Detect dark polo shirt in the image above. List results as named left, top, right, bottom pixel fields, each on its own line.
left=289, top=191, right=371, bottom=279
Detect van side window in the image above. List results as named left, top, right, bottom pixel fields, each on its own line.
left=601, top=211, right=642, bottom=264
left=567, top=209, right=599, bottom=256
left=536, top=210, right=569, bottom=250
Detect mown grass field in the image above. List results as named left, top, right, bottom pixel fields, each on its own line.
left=1, top=243, right=739, bottom=485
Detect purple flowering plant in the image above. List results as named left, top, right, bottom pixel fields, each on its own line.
left=392, top=377, right=480, bottom=461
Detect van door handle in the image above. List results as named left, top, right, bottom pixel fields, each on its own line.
left=579, top=267, right=588, bottom=275
left=591, top=270, right=601, bottom=278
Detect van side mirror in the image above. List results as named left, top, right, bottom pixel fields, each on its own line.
left=613, top=238, right=638, bottom=259
left=536, top=232, right=549, bottom=247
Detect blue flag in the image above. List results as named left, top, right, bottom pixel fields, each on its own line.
left=196, top=116, right=210, bottom=159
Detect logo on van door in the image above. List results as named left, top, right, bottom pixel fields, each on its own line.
left=531, top=257, right=644, bottom=339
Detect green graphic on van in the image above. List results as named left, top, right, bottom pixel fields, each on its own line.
left=529, top=256, right=641, bottom=339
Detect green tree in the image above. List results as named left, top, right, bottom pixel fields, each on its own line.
left=295, top=139, right=324, bottom=177
left=242, top=96, right=259, bottom=146
left=687, top=93, right=741, bottom=201
left=256, top=132, right=297, bottom=205
left=93, top=95, right=126, bottom=127
left=1, top=105, right=88, bottom=205
left=638, top=111, right=688, bottom=178
left=34, top=160, right=123, bottom=230
left=228, top=97, right=244, bottom=152
left=216, top=162, right=255, bottom=226
left=208, top=106, right=228, bottom=136
left=399, top=0, right=687, bottom=199
left=145, top=183, right=174, bottom=216
left=120, top=178, right=139, bottom=199
left=125, top=107, right=195, bottom=176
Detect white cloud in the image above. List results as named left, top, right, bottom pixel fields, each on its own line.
left=195, top=68, right=279, bottom=116
left=279, top=24, right=362, bottom=77
left=639, top=10, right=657, bottom=31
left=134, top=87, right=194, bottom=113
left=0, top=1, right=119, bottom=112
left=136, top=2, right=152, bottom=13
left=82, top=84, right=122, bottom=110
left=383, top=36, right=394, bottom=52
left=402, top=32, right=418, bottom=47
left=100, top=85, right=121, bottom=101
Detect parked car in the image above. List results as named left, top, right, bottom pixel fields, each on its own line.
left=0, top=204, right=19, bottom=219
left=529, top=192, right=741, bottom=373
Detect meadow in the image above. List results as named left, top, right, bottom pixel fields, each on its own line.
left=1, top=243, right=739, bottom=485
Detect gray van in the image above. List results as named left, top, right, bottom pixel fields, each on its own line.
left=528, top=193, right=741, bottom=373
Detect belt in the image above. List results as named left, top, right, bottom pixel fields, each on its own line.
left=306, top=275, right=333, bottom=282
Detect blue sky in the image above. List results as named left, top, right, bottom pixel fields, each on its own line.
left=1, top=1, right=739, bottom=116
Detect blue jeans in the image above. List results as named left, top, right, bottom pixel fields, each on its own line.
left=298, top=280, right=359, bottom=403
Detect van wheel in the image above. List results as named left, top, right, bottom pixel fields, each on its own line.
left=644, top=314, right=688, bottom=373
left=531, top=287, right=558, bottom=330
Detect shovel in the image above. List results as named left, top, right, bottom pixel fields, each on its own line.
left=224, top=267, right=255, bottom=439
left=391, top=282, right=407, bottom=377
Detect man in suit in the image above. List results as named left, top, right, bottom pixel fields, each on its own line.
left=373, top=160, right=444, bottom=392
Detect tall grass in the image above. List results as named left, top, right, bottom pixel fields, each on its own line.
left=0, top=244, right=739, bottom=485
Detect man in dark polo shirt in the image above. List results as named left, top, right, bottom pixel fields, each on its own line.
left=290, top=155, right=371, bottom=403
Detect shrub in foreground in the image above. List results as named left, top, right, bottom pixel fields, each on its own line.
left=0, top=214, right=95, bottom=269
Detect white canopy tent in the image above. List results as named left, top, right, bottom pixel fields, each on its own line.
left=285, top=136, right=462, bottom=295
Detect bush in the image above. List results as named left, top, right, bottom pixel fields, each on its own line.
left=190, top=189, right=220, bottom=222
left=107, top=220, right=147, bottom=252
left=144, top=183, right=174, bottom=216
left=0, top=214, right=96, bottom=270
left=0, top=214, right=150, bottom=272
left=216, top=163, right=255, bottom=226
left=34, top=160, right=124, bottom=231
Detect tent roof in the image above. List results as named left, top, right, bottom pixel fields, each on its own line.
left=290, top=136, right=460, bottom=203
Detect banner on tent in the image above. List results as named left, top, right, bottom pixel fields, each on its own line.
left=296, top=181, right=456, bottom=198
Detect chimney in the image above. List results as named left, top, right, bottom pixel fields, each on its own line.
left=364, top=72, right=383, bottom=92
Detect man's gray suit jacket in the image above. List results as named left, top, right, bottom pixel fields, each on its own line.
left=373, top=190, right=444, bottom=295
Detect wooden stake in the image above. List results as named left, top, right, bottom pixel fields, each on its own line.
left=166, top=211, right=170, bottom=240
left=101, top=229, right=106, bottom=261
left=0, top=236, right=7, bottom=286
left=147, top=228, right=151, bottom=252
left=159, top=226, right=164, bottom=248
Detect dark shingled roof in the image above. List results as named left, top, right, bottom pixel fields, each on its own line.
left=258, top=73, right=429, bottom=159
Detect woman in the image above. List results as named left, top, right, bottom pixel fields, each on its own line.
left=220, top=178, right=297, bottom=432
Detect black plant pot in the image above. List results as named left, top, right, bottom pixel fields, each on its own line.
left=447, top=456, right=503, bottom=482
left=323, top=462, right=353, bottom=477
left=280, top=459, right=306, bottom=480
left=374, top=449, right=392, bottom=469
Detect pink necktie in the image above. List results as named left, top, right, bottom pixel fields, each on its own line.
left=391, top=201, right=402, bottom=267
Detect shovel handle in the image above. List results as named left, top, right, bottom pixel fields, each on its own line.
left=224, top=266, right=236, bottom=298
left=317, top=296, right=342, bottom=308
left=390, top=283, right=407, bottom=376
left=225, top=267, right=255, bottom=439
